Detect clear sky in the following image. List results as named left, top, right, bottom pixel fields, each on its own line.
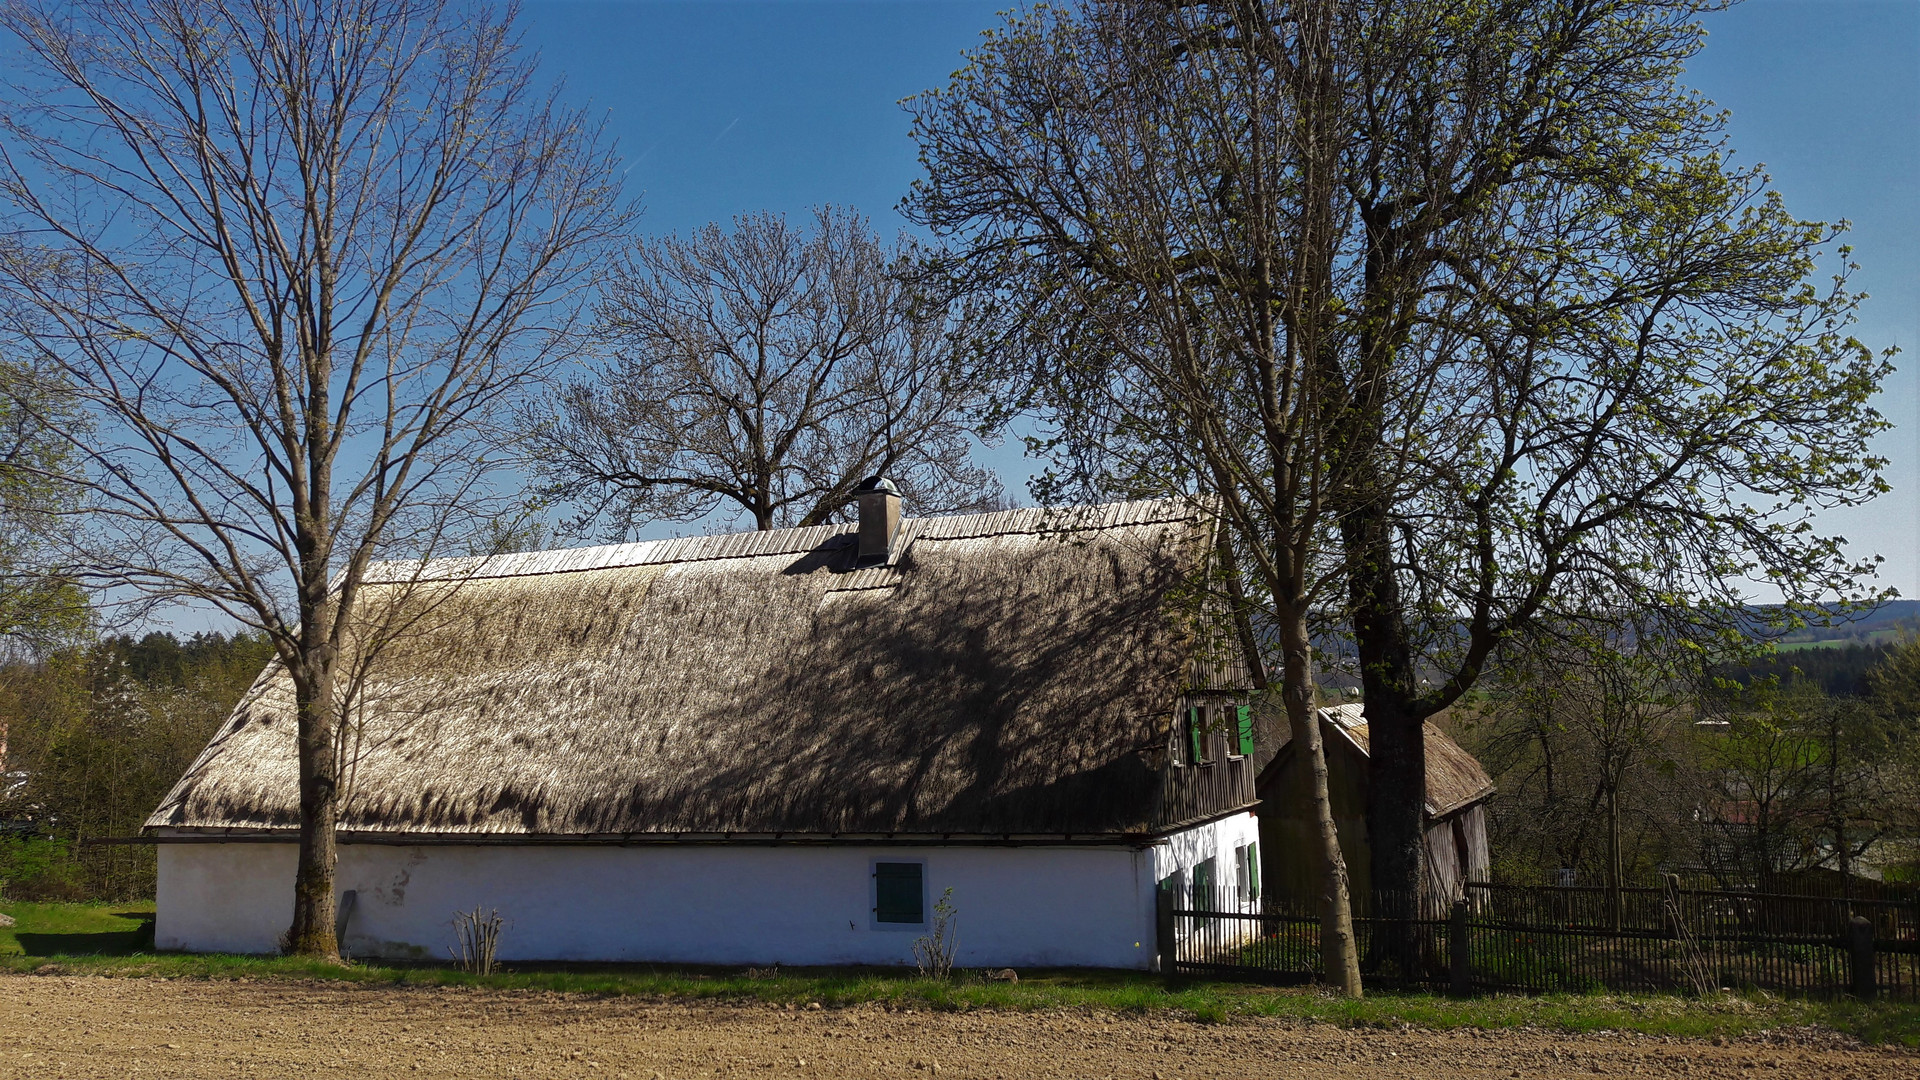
left=515, top=0, right=1920, bottom=597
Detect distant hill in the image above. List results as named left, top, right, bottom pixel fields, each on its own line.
left=1771, top=599, right=1920, bottom=647
left=1288, top=600, right=1920, bottom=697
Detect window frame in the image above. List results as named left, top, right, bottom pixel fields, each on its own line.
left=869, top=858, right=928, bottom=931
left=1186, top=704, right=1214, bottom=766
left=1228, top=703, right=1254, bottom=759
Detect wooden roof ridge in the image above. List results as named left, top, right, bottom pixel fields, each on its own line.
left=362, top=497, right=1202, bottom=585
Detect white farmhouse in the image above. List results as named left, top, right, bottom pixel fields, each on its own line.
left=145, top=483, right=1263, bottom=968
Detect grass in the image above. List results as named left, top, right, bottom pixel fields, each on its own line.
left=0, top=899, right=154, bottom=956
left=0, top=900, right=1915, bottom=1047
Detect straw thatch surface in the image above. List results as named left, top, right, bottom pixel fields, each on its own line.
left=148, top=500, right=1255, bottom=840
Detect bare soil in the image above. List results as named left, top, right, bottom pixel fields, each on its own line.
left=0, top=974, right=1914, bottom=1079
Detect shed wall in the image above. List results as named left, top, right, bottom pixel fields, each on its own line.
left=156, top=814, right=1256, bottom=969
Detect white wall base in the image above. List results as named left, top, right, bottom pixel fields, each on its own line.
left=155, top=812, right=1259, bottom=969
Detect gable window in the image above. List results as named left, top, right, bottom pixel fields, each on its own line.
left=1181, top=705, right=1214, bottom=766
left=872, top=861, right=925, bottom=926
left=1230, top=704, right=1255, bottom=759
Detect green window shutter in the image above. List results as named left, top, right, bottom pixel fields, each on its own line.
left=873, top=862, right=924, bottom=923
left=1186, top=706, right=1204, bottom=764
left=1193, top=857, right=1216, bottom=910
left=1235, top=704, right=1255, bottom=756
left=1248, top=841, right=1261, bottom=901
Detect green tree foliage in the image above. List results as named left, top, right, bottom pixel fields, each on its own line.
left=0, top=361, right=84, bottom=652
left=1468, top=625, right=1696, bottom=911
left=1471, top=636, right=1920, bottom=890
left=907, top=0, right=1891, bottom=918
left=1719, top=643, right=1894, bottom=699
left=1694, top=674, right=1902, bottom=885
left=0, top=630, right=272, bottom=900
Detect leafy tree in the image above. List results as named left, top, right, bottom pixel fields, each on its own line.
left=526, top=208, right=1003, bottom=536
left=0, top=361, right=85, bottom=653
left=905, top=0, right=1364, bottom=992
left=1470, top=622, right=1697, bottom=921
left=0, top=0, right=629, bottom=957
left=909, top=0, right=1891, bottom=947
left=0, top=630, right=273, bottom=899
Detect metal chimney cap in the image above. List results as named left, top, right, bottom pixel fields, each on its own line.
left=855, top=476, right=900, bottom=496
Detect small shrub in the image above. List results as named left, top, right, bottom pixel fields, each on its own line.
left=913, top=888, right=958, bottom=980
left=450, top=906, right=505, bottom=976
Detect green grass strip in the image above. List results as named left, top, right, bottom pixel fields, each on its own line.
left=2, top=901, right=1915, bottom=1046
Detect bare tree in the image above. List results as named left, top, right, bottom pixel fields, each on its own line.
left=0, top=0, right=629, bottom=958
left=526, top=207, right=1003, bottom=537
left=1474, top=618, right=1696, bottom=926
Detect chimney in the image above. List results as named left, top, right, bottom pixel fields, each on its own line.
left=855, top=476, right=902, bottom=566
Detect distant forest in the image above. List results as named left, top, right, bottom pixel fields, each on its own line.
left=0, top=631, right=272, bottom=899
left=1717, top=642, right=1899, bottom=698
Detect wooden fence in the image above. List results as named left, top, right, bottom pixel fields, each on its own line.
left=1158, top=880, right=1919, bottom=999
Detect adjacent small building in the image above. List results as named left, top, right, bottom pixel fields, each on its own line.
left=146, top=488, right=1264, bottom=968
left=1257, top=703, right=1494, bottom=912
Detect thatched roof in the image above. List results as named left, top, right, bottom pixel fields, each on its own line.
left=1262, top=703, right=1495, bottom=820
left=147, top=500, right=1256, bottom=841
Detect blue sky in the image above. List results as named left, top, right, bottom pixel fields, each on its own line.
left=517, top=0, right=1918, bottom=593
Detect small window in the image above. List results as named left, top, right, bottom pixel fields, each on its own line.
left=1235, top=842, right=1261, bottom=904
left=1184, top=705, right=1214, bottom=766
left=1192, top=856, right=1216, bottom=911
left=1231, top=704, right=1255, bottom=758
left=873, top=861, right=924, bottom=925
left=1247, top=841, right=1261, bottom=901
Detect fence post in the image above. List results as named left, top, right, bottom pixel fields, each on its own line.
left=1155, top=888, right=1176, bottom=976
left=1848, top=915, right=1875, bottom=1000
left=1450, top=899, right=1471, bottom=997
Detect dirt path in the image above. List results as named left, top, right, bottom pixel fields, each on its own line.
left=0, top=975, right=1912, bottom=1079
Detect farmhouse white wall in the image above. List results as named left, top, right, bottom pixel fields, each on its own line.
left=155, top=812, right=1259, bottom=968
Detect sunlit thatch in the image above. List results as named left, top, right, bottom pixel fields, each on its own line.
left=148, top=500, right=1255, bottom=839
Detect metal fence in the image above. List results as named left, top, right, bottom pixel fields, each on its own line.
left=1159, top=880, right=1919, bottom=999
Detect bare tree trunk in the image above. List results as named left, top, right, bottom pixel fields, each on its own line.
left=287, top=659, right=340, bottom=960
left=1279, top=608, right=1361, bottom=996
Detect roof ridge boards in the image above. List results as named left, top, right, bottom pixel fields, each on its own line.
left=361, top=497, right=1202, bottom=584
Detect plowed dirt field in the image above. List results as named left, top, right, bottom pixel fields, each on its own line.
left=0, top=974, right=1913, bottom=1079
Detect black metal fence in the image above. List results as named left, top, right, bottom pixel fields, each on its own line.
left=1158, top=880, right=1919, bottom=999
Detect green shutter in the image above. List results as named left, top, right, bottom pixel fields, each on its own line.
left=1235, top=704, right=1255, bottom=756
left=1193, top=857, right=1215, bottom=910
left=1186, top=706, right=1204, bottom=764
left=1247, top=841, right=1261, bottom=900
left=874, top=862, right=924, bottom=923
